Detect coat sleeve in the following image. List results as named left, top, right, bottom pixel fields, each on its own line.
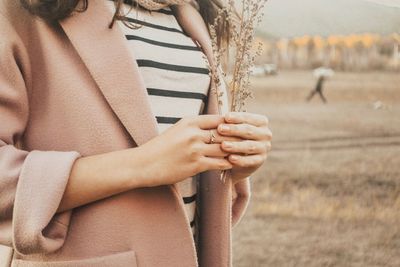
left=0, top=16, right=82, bottom=256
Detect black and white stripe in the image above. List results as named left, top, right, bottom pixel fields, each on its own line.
left=146, top=88, right=207, bottom=103
left=107, top=2, right=210, bottom=238
left=126, top=35, right=201, bottom=51
left=137, top=60, right=209, bottom=75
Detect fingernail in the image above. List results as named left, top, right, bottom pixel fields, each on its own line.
left=230, top=155, right=239, bottom=161
left=226, top=113, right=234, bottom=121
left=219, top=124, right=230, bottom=132
left=223, top=141, right=233, bottom=148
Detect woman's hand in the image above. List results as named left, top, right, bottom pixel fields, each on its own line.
left=135, top=115, right=241, bottom=187
left=217, top=112, right=272, bottom=185
left=58, top=115, right=240, bottom=212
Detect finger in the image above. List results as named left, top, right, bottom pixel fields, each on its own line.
left=228, top=154, right=266, bottom=168
left=190, top=115, right=225, bottom=130
left=221, top=140, right=266, bottom=155
left=202, top=144, right=230, bottom=157
left=200, top=156, right=233, bottom=171
left=199, top=129, right=243, bottom=144
left=218, top=123, right=272, bottom=141
left=225, top=112, right=269, bottom=127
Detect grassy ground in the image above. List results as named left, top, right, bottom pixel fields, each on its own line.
left=232, top=71, right=400, bottom=267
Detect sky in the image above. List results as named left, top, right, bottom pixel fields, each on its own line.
left=258, top=0, right=400, bottom=38
left=365, top=0, right=400, bottom=8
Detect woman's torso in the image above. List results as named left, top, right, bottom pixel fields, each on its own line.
left=106, top=1, right=211, bottom=246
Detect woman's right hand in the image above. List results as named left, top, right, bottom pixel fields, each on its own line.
left=132, top=115, right=240, bottom=187
left=58, top=115, right=241, bottom=213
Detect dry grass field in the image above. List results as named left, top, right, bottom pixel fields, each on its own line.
left=232, top=71, right=400, bottom=267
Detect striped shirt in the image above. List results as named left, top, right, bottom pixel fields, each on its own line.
left=106, top=1, right=211, bottom=245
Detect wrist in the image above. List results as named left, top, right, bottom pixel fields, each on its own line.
left=124, top=146, right=159, bottom=189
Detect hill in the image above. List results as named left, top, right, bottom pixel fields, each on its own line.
left=259, top=0, right=400, bottom=38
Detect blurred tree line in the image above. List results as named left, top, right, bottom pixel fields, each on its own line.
left=255, top=33, right=400, bottom=71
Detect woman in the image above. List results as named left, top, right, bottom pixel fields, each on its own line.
left=0, top=0, right=272, bottom=266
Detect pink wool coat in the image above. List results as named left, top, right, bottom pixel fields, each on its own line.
left=0, top=0, right=251, bottom=266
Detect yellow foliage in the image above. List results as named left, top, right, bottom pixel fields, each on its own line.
left=293, top=35, right=311, bottom=46
left=313, top=36, right=325, bottom=49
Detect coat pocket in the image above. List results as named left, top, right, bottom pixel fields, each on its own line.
left=11, top=250, right=137, bottom=267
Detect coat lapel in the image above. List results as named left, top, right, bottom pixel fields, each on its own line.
left=59, top=0, right=159, bottom=146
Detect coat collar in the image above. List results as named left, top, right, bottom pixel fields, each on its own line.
left=58, top=1, right=218, bottom=146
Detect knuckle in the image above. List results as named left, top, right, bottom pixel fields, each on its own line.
left=189, top=143, right=202, bottom=159
left=245, top=125, right=253, bottom=137
left=187, top=129, right=202, bottom=144
left=248, top=143, right=257, bottom=154
left=188, top=134, right=197, bottom=144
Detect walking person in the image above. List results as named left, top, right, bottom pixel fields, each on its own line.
left=0, top=0, right=272, bottom=266
left=307, top=67, right=334, bottom=103
left=307, top=76, right=327, bottom=103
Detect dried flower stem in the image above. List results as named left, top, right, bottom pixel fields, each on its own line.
left=207, top=0, right=267, bottom=183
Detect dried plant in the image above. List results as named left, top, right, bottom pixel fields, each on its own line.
left=207, top=0, right=267, bottom=182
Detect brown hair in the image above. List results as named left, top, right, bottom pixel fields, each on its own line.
left=19, top=0, right=230, bottom=48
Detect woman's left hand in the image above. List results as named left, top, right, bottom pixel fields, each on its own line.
left=217, top=112, right=272, bottom=185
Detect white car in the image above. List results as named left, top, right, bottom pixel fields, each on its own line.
left=263, top=64, right=278, bottom=75
left=250, top=64, right=278, bottom=76
left=250, top=66, right=267, bottom=77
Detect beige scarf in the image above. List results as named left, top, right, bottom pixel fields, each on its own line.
left=134, top=0, right=190, bottom=10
